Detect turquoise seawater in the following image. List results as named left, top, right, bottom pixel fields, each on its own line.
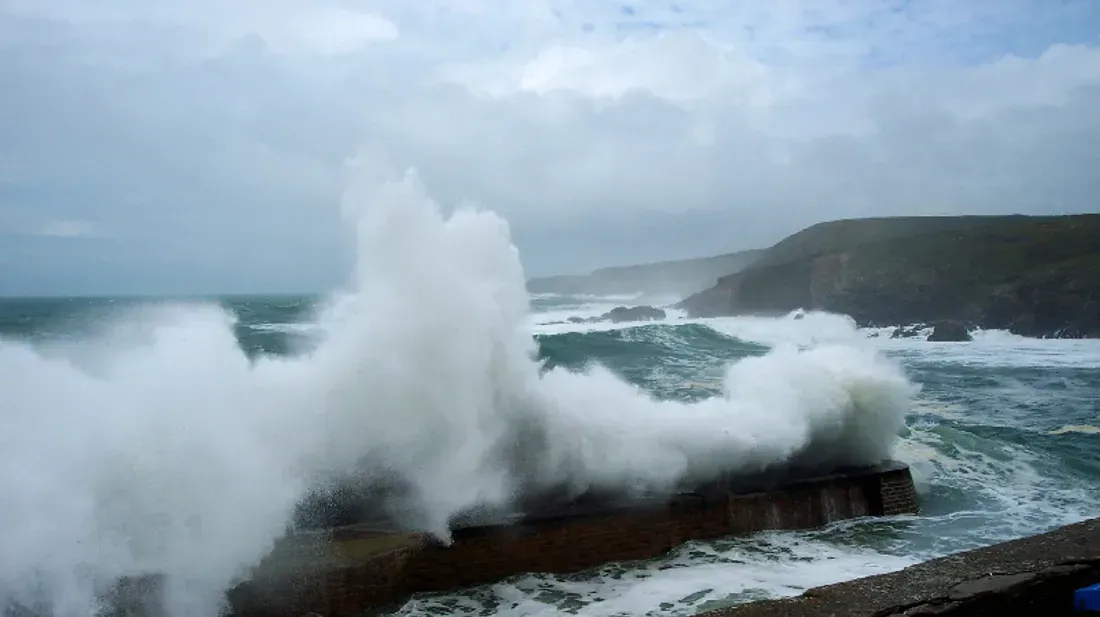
left=1, top=294, right=1098, bottom=617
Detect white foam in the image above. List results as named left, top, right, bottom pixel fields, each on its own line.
left=874, top=331, right=1100, bottom=368
left=1049, top=424, right=1100, bottom=435
left=247, top=322, right=321, bottom=335
left=525, top=279, right=1100, bottom=373
left=895, top=420, right=1100, bottom=538
left=529, top=308, right=854, bottom=346
left=0, top=163, right=916, bottom=617
left=399, top=532, right=919, bottom=617
left=530, top=305, right=1100, bottom=372
left=395, top=405, right=1100, bottom=617
left=700, top=311, right=865, bottom=349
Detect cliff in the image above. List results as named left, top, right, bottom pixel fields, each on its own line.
left=678, top=214, right=1100, bottom=338
left=527, top=250, right=762, bottom=298
left=700, top=517, right=1100, bottom=616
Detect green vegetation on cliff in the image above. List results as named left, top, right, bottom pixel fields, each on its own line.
left=527, top=250, right=762, bottom=298
left=678, top=214, right=1100, bottom=338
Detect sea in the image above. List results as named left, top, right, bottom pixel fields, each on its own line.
left=1, top=292, right=1098, bottom=617
left=2, top=172, right=1099, bottom=617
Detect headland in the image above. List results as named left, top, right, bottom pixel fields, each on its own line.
left=526, top=250, right=762, bottom=299
left=678, top=214, right=1100, bottom=338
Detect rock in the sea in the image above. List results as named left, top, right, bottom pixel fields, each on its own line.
left=891, top=324, right=927, bottom=339
left=599, top=305, right=667, bottom=323
left=927, top=320, right=972, bottom=342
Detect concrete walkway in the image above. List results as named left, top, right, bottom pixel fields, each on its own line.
left=700, top=517, right=1100, bottom=616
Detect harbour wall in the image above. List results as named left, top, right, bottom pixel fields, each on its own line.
left=226, top=461, right=919, bottom=617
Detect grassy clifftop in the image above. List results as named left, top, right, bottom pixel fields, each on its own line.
left=527, top=249, right=762, bottom=298
left=679, top=214, right=1100, bottom=338
left=749, top=215, right=1037, bottom=269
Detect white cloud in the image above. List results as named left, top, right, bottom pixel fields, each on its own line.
left=1, top=0, right=398, bottom=55
left=37, top=220, right=103, bottom=239
left=1, top=0, right=1099, bottom=293
left=448, top=33, right=772, bottom=103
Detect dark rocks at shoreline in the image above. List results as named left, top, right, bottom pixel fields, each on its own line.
left=927, top=320, right=973, bottom=342
left=543, top=305, right=668, bottom=326
left=600, top=305, right=666, bottom=322
left=889, top=321, right=974, bottom=342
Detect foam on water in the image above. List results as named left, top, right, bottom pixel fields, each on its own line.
left=400, top=419, right=1096, bottom=616
left=1049, top=424, right=1100, bottom=435
left=400, top=533, right=919, bottom=617
left=703, top=311, right=864, bottom=349
left=398, top=299, right=1100, bottom=616
left=860, top=326, right=1100, bottom=369
left=530, top=308, right=851, bottom=347
left=535, top=307, right=1100, bottom=371
left=0, top=164, right=917, bottom=617
left=246, top=322, right=321, bottom=335
left=395, top=391, right=1100, bottom=617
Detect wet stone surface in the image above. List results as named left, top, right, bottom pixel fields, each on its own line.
left=700, top=517, right=1100, bottom=617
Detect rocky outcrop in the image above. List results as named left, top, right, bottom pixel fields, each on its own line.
left=543, top=305, right=668, bottom=326
left=600, top=305, right=666, bottom=322
left=927, top=320, right=972, bottom=342
left=701, top=517, right=1100, bottom=616
left=678, top=214, right=1100, bottom=338
left=889, top=322, right=974, bottom=341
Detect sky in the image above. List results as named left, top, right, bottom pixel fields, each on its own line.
left=1, top=0, right=1099, bottom=296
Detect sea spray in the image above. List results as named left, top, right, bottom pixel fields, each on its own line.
left=0, top=162, right=916, bottom=616
left=528, top=343, right=914, bottom=495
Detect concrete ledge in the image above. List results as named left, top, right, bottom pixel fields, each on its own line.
left=700, top=517, right=1100, bottom=617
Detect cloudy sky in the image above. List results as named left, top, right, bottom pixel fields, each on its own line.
left=1, top=0, right=1099, bottom=296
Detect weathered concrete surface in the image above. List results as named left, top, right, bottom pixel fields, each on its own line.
left=700, top=517, right=1100, bottom=616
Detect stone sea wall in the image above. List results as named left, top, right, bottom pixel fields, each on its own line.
left=226, top=462, right=919, bottom=617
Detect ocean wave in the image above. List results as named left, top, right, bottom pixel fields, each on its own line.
left=530, top=308, right=863, bottom=352
left=1049, top=424, right=1100, bottom=435
left=534, top=312, right=1100, bottom=371
left=398, top=531, right=918, bottom=617
left=535, top=323, right=767, bottom=367
left=0, top=163, right=916, bottom=617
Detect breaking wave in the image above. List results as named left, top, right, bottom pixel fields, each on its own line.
left=0, top=163, right=916, bottom=616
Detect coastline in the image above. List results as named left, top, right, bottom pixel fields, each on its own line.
left=676, top=214, right=1100, bottom=339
